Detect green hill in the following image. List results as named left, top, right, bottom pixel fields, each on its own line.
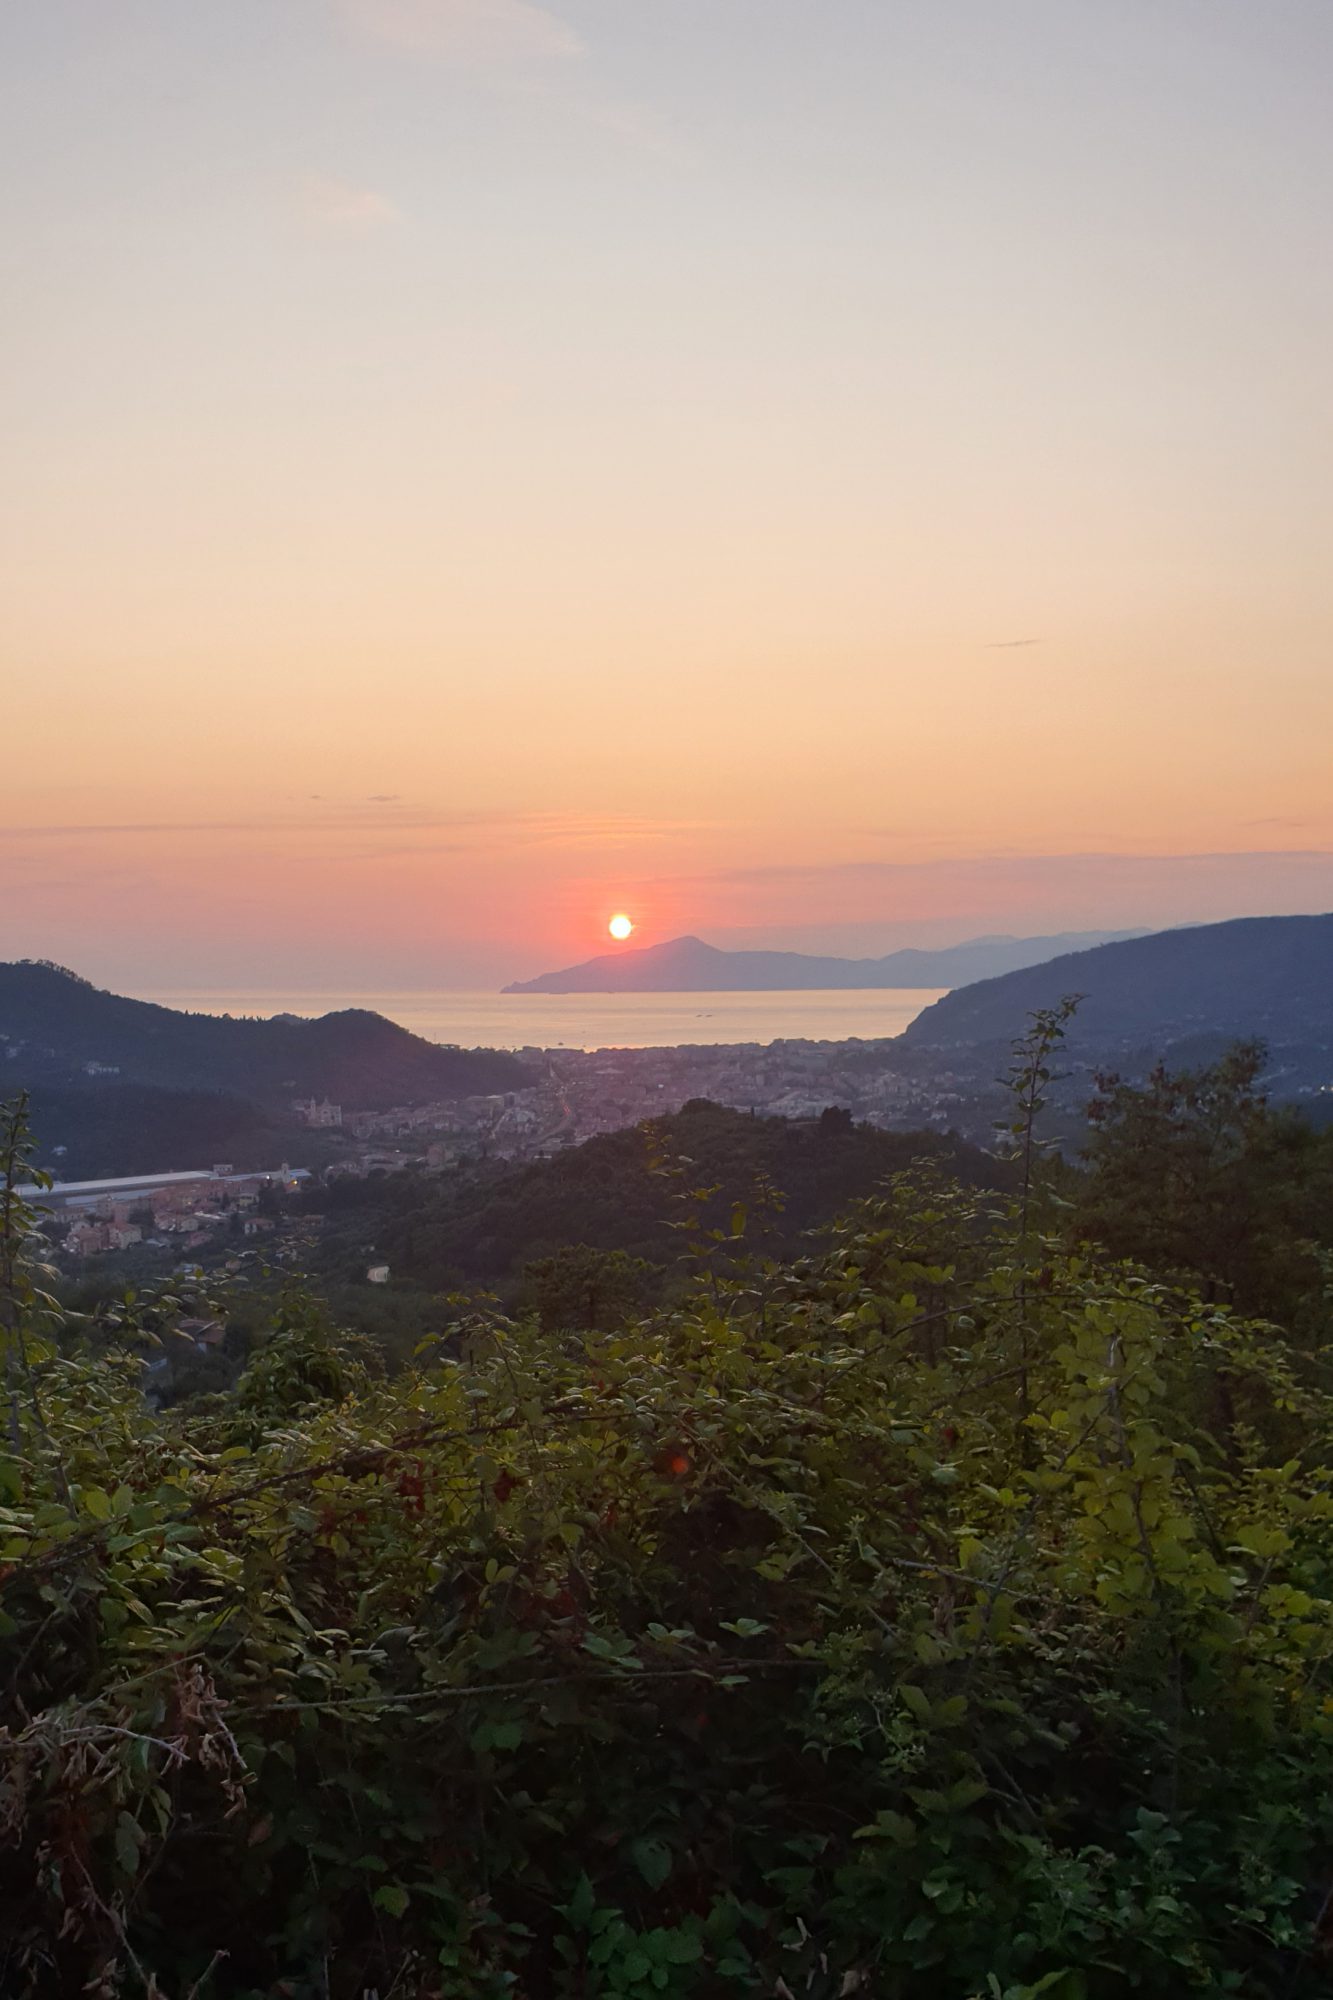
left=0, top=960, right=526, bottom=1109
left=904, top=912, right=1333, bottom=1065
left=340, top=1099, right=1010, bottom=1294
left=18, top=1082, right=285, bottom=1180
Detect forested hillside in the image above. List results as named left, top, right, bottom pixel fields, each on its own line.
left=19, top=1082, right=287, bottom=1180
left=0, top=961, right=526, bottom=1108
left=313, top=1100, right=1009, bottom=1298
left=905, top=912, right=1333, bottom=1062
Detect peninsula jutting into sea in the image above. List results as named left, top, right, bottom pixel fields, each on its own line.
left=503, top=928, right=1144, bottom=994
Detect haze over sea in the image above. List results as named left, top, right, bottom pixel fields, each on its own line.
left=141, top=989, right=947, bottom=1053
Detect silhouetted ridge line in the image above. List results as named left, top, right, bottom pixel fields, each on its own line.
left=902, top=912, right=1333, bottom=1050
left=504, top=929, right=1146, bottom=994
left=0, top=961, right=525, bottom=1109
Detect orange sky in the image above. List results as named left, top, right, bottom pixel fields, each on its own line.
left=4, top=1, right=1332, bottom=988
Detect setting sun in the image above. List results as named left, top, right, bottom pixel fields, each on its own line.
left=608, top=914, right=634, bottom=941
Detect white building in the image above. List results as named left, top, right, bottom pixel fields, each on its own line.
left=292, top=1098, right=343, bottom=1128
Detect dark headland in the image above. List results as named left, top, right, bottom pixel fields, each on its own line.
left=503, top=928, right=1144, bottom=994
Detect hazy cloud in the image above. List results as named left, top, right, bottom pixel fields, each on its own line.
left=985, top=638, right=1042, bottom=650
left=297, top=173, right=400, bottom=235
left=332, top=1, right=682, bottom=163
left=0, top=806, right=701, bottom=848
left=335, top=0, right=581, bottom=63
left=678, top=850, right=1333, bottom=891
left=634, top=850, right=1333, bottom=946
left=555, top=87, right=685, bottom=162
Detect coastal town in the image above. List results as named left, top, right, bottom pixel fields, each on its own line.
left=299, top=1034, right=995, bottom=1174
left=28, top=1161, right=312, bottom=1256
left=27, top=1034, right=1003, bottom=1269
left=30, top=1003, right=1326, bottom=1279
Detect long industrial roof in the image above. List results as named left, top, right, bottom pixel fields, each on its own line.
left=21, top=1171, right=213, bottom=1198
left=18, top=1167, right=310, bottom=1202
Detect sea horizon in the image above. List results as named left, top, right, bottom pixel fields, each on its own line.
left=140, top=987, right=948, bottom=1053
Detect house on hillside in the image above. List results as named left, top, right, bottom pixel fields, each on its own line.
left=293, top=1098, right=343, bottom=1127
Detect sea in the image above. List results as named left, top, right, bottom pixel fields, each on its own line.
left=141, top=988, right=948, bottom=1053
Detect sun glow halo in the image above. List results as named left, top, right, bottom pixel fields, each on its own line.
left=608, top=913, right=634, bottom=941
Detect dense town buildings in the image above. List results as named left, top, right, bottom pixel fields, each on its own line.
left=292, top=1097, right=343, bottom=1127
left=29, top=1038, right=988, bottom=1265
left=298, top=1037, right=994, bottom=1178
left=26, top=1163, right=311, bottom=1257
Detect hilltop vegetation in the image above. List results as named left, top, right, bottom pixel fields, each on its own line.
left=0, top=961, right=526, bottom=1109
left=19, top=1082, right=287, bottom=1181
left=905, top=912, right=1333, bottom=1067
left=310, top=1100, right=1010, bottom=1301
left=1073, top=1041, right=1333, bottom=1336
left=5, top=1019, right=1333, bottom=1997
left=0, top=961, right=530, bottom=1177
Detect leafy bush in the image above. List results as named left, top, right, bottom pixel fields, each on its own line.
left=5, top=1089, right=1333, bottom=1997
left=1076, top=1043, right=1333, bottom=1336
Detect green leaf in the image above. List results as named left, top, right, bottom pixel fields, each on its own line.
left=631, top=1838, right=672, bottom=1890
left=373, top=1883, right=410, bottom=1918
left=583, top=1630, right=633, bottom=1661
left=899, top=1684, right=931, bottom=1723
left=1234, top=1526, right=1290, bottom=1561
left=854, top=1811, right=915, bottom=1845
left=563, top=1873, right=597, bottom=1931
left=115, top=1812, right=143, bottom=1877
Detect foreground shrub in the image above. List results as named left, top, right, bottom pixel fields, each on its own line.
left=5, top=1107, right=1333, bottom=1996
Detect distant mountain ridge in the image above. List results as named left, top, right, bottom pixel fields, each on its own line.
left=903, top=912, right=1333, bottom=1055
left=0, top=961, right=525, bottom=1109
left=504, top=930, right=1146, bottom=994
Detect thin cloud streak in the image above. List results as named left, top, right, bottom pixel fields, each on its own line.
left=296, top=173, right=400, bottom=235
left=629, top=850, right=1333, bottom=964
left=334, top=0, right=581, bottom=63
left=0, top=807, right=707, bottom=847
left=332, top=1, right=680, bottom=164
left=674, top=849, right=1333, bottom=890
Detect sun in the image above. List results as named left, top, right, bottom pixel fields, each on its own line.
left=608, top=913, right=634, bottom=941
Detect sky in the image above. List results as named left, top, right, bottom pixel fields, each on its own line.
left=4, top=0, right=1332, bottom=990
